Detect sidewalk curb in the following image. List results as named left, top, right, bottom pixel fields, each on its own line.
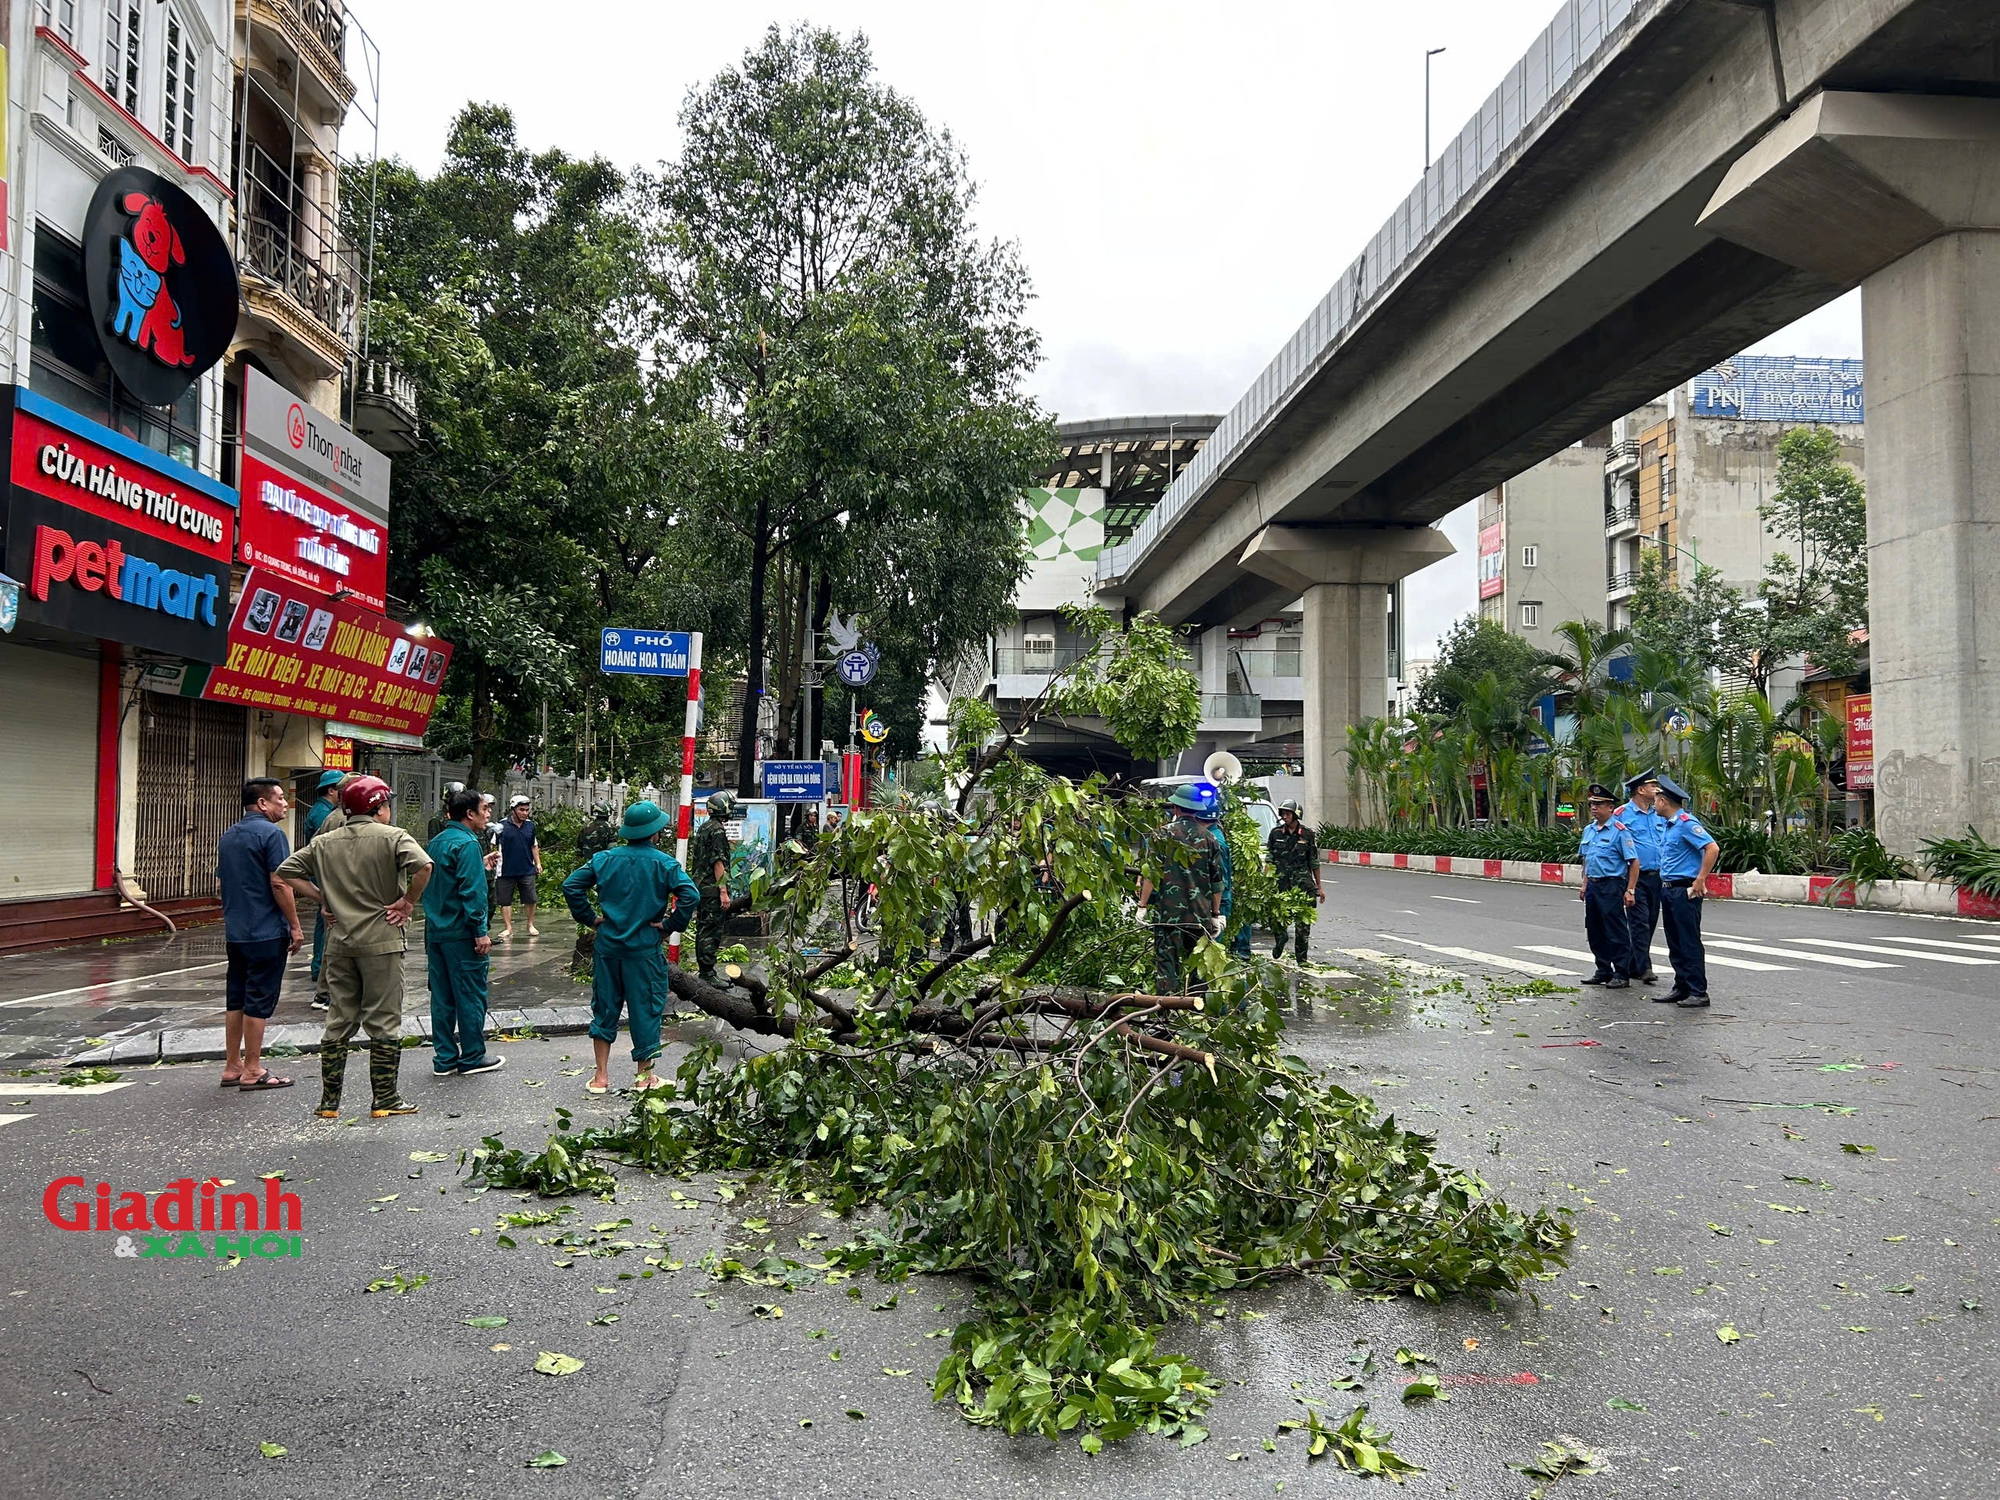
left=1322, top=848, right=2000, bottom=921
left=73, top=1006, right=599, bottom=1065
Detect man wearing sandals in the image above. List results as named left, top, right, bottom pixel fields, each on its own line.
left=561, top=800, right=701, bottom=1094
left=216, top=778, right=307, bottom=1093
left=276, top=776, right=433, bottom=1118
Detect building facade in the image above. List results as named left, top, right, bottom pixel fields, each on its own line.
left=1475, top=432, right=1611, bottom=643
left=0, top=1, right=429, bottom=953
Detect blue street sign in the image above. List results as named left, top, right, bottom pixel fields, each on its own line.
left=601, top=628, right=690, bottom=677
left=760, top=759, right=827, bottom=803
left=835, top=649, right=876, bottom=688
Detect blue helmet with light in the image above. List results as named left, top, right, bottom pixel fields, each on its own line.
left=1167, top=781, right=1220, bottom=820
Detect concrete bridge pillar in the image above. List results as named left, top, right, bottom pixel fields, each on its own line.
left=1238, top=526, right=1454, bottom=828
left=1701, top=93, right=2000, bottom=848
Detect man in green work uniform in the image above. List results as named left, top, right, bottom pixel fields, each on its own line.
left=562, top=800, right=701, bottom=1094
left=1137, top=782, right=1225, bottom=995
left=1265, top=798, right=1324, bottom=961
left=275, top=775, right=432, bottom=1118
left=688, top=791, right=736, bottom=985
left=569, top=804, right=619, bottom=977
left=306, top=773, right=357, bottom=1012
left=423, top=787, right=502, bottom=1077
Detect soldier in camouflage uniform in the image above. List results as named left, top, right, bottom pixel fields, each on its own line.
left=1139, top=783, right=1225, bottom=995
left=688, top=791, right=736, bottom=985
left=569, top=804, right=619, bottom=977
left=1265, top=798, right=1324, bottom=961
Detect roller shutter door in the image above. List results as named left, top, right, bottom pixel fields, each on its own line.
left=0, top=642, right=100, bottom=899
left=134, top=696, right=246, bottom=901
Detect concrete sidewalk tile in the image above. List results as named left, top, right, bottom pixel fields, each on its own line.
left=488, top=1008, right=532, bottom=1034
left=519, top=1006, right=566, bottom=1032
left=549, top=1005, right=594, bottom=1033
left=265, top=1023, right=324, bottom=1052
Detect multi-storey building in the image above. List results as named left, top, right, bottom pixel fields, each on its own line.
left=0, top=1, right=428, bottom=953
left=1475, top=432, right=1611, bottom=644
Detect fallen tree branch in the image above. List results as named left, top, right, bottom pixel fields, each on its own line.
left=916, top=933, right=995, bottom=996
left=1112, top=1021, right=1216, bottom=1081
left=1009, top=890, right=1091, bottom=977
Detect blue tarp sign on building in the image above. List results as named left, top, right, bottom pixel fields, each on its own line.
left=760, top=760, right=827, bottom=802
left=601, top=629, right=691, bottom=677
left=1688, top=355, right=1865, bottom=424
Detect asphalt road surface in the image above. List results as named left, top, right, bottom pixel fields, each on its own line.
left=0, top=867, right=1992, bottom=1498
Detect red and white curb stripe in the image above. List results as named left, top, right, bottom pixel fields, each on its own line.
left=1321, top=848, right=2000, bottom=921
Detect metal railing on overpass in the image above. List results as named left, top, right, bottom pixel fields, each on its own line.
left=1097, top=0, right=1654, bottom=587
left=993, top=646, right=1085, bottom=676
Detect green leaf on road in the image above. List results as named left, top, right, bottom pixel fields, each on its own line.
left=845, top=1408, right=866, bottom=1420
left=185, top=1394, right=202, bottom=1406
left=752, top=1303, right=783, bottom=1319
left=409, top=1151, right=452, bottom=1162
left=1510, top=1440, right=1606, bottom=1480
left=1839, top=1143, right=1875, bottom=1154
left=463, top=1316, right=509, bottom=1329
left=589, top=1314, right=619, bottom=1326
left=881, top=1367, right=913, bottom=1376
left=1707, top=1223, right=1733, bottom=1236
left=1883, top=1283, right=1916, bottom=1295
left=1717, top=1325, right=1741, bottom=1345
left=1393, top=1348, right=1434, bottom=1366
left=1606, top=1397, right=1646, bottom=1412
left=363, top=1271, right=429, bottom=1295
left=258, top=1443, right=286, bottom=1459
left=526, top=1449, right=567, bottom=1468
left=534, top=1352, right=584, bottom=1377
left=1400, top=1374, right=1447, bottom=1404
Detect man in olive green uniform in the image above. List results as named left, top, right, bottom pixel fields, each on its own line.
left=1265, top=798, right=1324, bottom=962
left=688, top=791, right=736, bottom=985
left=307, top=773, right=358, bottom=1011
left=424, top=787, right=501, bottom=1077
left=276, top=775, right=432, bottom=1118
left=1138, top=782, right=1225, bottom=995
left=299, top=770, right=344, bottom=1004
left=562, top=801, right=701, bottom=1093
left=569, top=804, right=619, bottom=977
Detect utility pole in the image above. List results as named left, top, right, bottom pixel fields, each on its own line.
left=1425, top=47, right=1447, bottom=169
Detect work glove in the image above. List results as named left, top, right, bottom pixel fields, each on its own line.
left=1203, top=915, right=1225, bottom=938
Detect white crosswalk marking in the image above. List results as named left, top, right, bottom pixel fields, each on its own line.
left=0, top=1114, right=34, bottom=1129
left=1815, top=933, right=2000, bottom=956
left=1336, top=948, right=1465, bottom=980
left=1703, top=937, right=1897, bottom=969
left=1374, top=935, right=1577, bottom=976
left=1776, top=937, right=1999, bottom=966
left=1518, top=943, right=1792, bottom=974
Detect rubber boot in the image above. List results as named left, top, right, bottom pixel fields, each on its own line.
left=368, top=1040, right=418, bottom=1117
left=316, top=1042, right=347, bottom=1118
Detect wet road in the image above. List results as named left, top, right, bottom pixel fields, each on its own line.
left=0, top=868, right=1991, bottom=1497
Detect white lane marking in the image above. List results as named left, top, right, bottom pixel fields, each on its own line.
left=1519, top=943, right=1792, bottom=974
left=1829, top=933, right=2000, bottom=954
left=0, top=1081, right=134, bottom=1096
left=0, top=960, right=231, bottom=1008
left=0, top=1114, right=34, bottom=1128
left=1773, top=936, right=1998, bottom=966
left=1336, top=948, right=1465, bottom=980
left=1374, top=935, right=1576, bottom=976
left=1703, top=937, right=1896, bottom=969
left=1430, top=895, right=1481, bottom=904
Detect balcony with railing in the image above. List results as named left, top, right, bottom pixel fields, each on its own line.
left=1233, top=645, right=1302, bottom=678
left=1604, top=501, right=1639, bottom=536
left=1604, top=437, right=1640, bottom=473
left=1607, top=568, right=1641, bottom=598
left=237, top=140, right=360, bottom=363
left=239, top=0, right=354, bottom=106
left=347, top=357, right=419, bottom=453
left=994, top=646, right=1086, bottom=676
left=1198, top=692, right=1263, bottom=728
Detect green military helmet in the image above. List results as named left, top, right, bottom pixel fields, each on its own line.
left=706, top=790, right=737, bottom=818
left=1279, top=798, right=1304, bottom=817
left=1167, top=781, right=1221, bottom=820
left=591, top=802, right=612, bottom=818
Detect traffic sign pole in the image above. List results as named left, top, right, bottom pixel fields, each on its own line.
left=667, top=631, right=703, bottom=967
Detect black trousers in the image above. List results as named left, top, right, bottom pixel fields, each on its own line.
left=1660, top=880, right=1709, bottom=996
left=1625, top=869, right=1662, bottom=975
left=1582, top=877, right=1634, bottom=977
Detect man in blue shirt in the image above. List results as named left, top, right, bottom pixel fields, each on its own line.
left=1653, top=775, right=1719, bottom=1008
left=563, top=800, right=701, bottom=1094
left=1618, top=770, right=1668, bottom=984
left=1576, top=784, right=1640, bottom=988
left=494, top=794, right=542, bottom=939
left=423, top=786, right=501, bottom=1077
left=216, top=778, right=305, bottom=1092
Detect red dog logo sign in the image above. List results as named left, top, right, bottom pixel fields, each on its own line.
left=83, top=166, right=241, bottom=408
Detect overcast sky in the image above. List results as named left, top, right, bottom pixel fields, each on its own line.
left=355, top=0, right=1861, bottom=657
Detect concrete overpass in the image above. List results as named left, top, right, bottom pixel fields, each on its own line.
left=1096, top=0, right=2000, bottom=847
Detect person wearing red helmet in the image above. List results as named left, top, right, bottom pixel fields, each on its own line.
left=276, top=775, right=434, bottom=1118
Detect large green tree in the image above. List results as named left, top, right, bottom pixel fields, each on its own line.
left=352, top=105, right=686, bottom=787
left=1416, top=616, right=1561, bottom=718
left=658, top=25, right=1054, bottom=792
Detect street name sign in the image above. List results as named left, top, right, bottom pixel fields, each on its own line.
left=602, top=628, right=691, bottom=677
left=761, top=760, right=828, bottom=802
